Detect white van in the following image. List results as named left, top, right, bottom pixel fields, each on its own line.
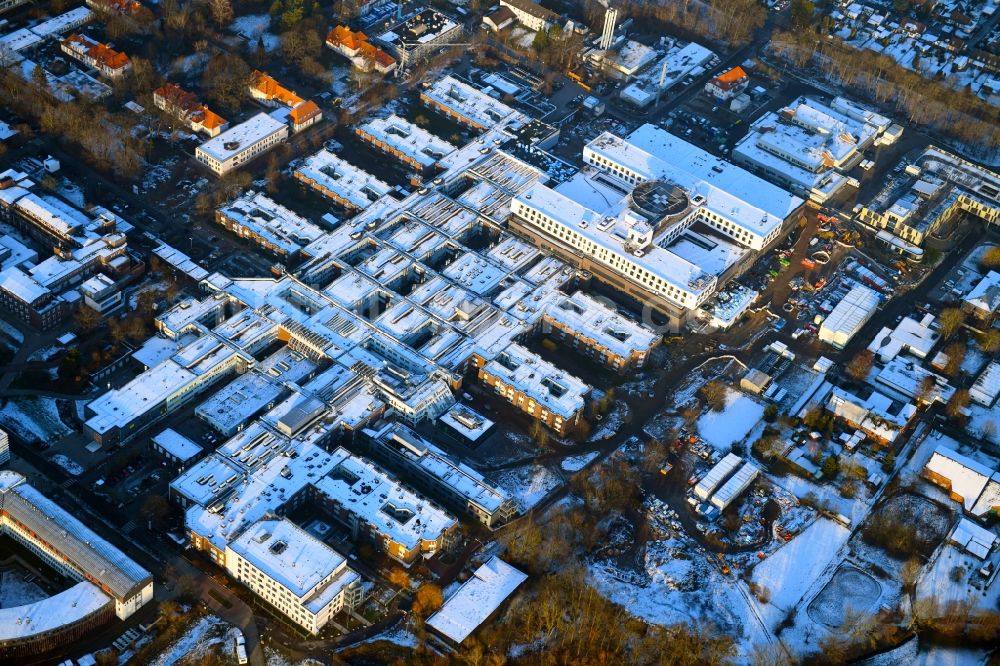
left=234, top=629, right=248, bottom=665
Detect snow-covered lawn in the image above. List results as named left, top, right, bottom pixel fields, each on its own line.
left=0, top=570, right=47, bottom=608
left=148, top=615, right=229, bottom=666
left=697, top=389, right=765, bottom=451
left=560, top=451, right=599, bottom=472
left=0, top=319, right=23, bottom=345
left=231, top=14, right=280, bottom=51
left=0, top=398, right=72, bottom=443
left=50, top=453, right=84, bottom=476
left=494, top=464, right=561, bottom=511
left=750, top=517, right=850, bottom=628
left=916, top=543, right=1000, bottom=612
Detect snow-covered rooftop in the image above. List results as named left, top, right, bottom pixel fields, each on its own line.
left=0, top=582, right=110, bottom=641
left=819, top=285, right=880, bottom=343
left=197, top=113, right=287, bottom=163
left=226, top=517, right=358, bottom=601
left=152, top=428, right=203, bottom=463
left=420, top=75, right=523, bottom=129
left=368, top=422, right=513, bottom=515
left=218, top=191, right=324, bottom=255
left=427, top=556, right=527, bottom=644
left=924, top=444, right=998, bottom=512
left=357, top=115, right=456, bottom=168
left=0, top=471, right=152, bottom=600
left=294, top=149, right=393, bottom=210
left=481, top=343, right=590, bottom=419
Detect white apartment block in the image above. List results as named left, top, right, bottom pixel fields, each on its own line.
left=226, top=518, right=364, bottom=634
left=196, top=113, right=289, bottom=175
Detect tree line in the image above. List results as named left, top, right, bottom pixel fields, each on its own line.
left=768, top=31, right=1000, bottom=159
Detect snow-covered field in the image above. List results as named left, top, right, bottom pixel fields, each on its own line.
left=750, top=517, right=850, bottom=628
left=50, top=453, right=84, bottom=476
left=697, top=389, right=765, bottom=451
left=0, top=570, right=47, bottom=608
left=589, top=537, right=773, bottom=653
left=495, top=464, right=561, bottom=511
left=0, top=398, right=72, bottom=443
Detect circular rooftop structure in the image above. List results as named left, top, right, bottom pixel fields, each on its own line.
left=629, top=179, right=689, bottom=220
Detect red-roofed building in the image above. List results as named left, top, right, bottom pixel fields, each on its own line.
left=249, top=71, right=322, bottom=133
left=154, top=83, right=229, bottom=137
left=325, top=26, right=396, bottom=74
left=705, top=66, right=749, bottom=101
left=60, top=34, right=131, bottom=79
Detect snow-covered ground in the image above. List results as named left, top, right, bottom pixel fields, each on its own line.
left=589, top=536, right=773, bottom=654
left=560, top=451, right=599, bottom=472
left=0, top=398, right=72, bottom=443
left=50, top=453, right=84, bottom=476
left=750, top=517, right=850, bottom=628
left=55, top=178, right=86, bottom=208
left=916, top=543, right=1000, bottom=612
left=0, top=319, right=23, bottom=345
left=0, top=570, right=47, bottom=608
left=858, top=637, right=992, bottom=666
left=588, top=402, right=628, bottom=442
left=772, top=471, right=871, bottom=527
left=494, top=464, right=561, bottom=511
left=230, top=14, right=280, bottom=51
left=354, top=626, right=419, bottom=649
left=966, top=404, right=999, bottom=446
left=27, top=345, right=61, bottom=362
left=697, top=389, right=765, bottom=451
left=148, top=615, right=230, bottom=666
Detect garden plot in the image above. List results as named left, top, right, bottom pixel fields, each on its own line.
left=806, top=564, right=882, bottom=627
left=0, top=398, right=73, bottom=443
left=750, top=517, right=850, bottom=628
left=494, top=464, right=561, bottom=511
left=697, top=389, right=764, bottom=451
left=0, top=569, right=47, bottom=608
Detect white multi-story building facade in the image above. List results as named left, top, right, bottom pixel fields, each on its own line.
left=225, top=518, right=364, bottom=634
left=196, top=113, right=289, bottom=175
